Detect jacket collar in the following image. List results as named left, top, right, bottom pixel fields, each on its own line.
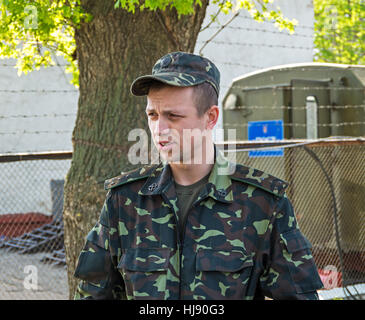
left=139, top=145, right=234, bottom=204
left=205, top=148, right=235, bottom=203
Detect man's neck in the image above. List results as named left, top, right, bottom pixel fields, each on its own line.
left=169, top=144, right=215, bottom=186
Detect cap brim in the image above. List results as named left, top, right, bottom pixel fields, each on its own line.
left=130, top=72, right=206, bottom=96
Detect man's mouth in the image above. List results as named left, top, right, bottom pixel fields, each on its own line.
left=156, top=138, right=175, bottom=151
left=159, top=141, right=173, bottom=148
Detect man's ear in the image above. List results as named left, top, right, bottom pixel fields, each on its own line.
left=206, top=105, right=219, bottom=130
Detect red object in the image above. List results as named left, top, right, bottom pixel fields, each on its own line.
left=318, top=267, right=343, bottom=289
left=0, top=213, right=53, bottom=238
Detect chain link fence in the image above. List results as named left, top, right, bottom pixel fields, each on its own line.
left=221, top=137, right=365, bottom=300
left=0, top=152, right=71, bottom=299
left=0, top=138, right=364, bottom=300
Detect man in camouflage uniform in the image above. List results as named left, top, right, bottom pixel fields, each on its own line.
left=74, top=52, right=323, bottom=300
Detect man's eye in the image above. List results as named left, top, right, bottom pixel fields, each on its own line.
left=148, top=112, right=157, bottom=117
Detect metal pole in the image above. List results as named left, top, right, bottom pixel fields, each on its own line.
left=306, top=96, right=318, bottom=139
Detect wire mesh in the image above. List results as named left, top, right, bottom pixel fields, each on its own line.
left=229, top=139, right=365, bottom=300
left=0, top=157, right=70, bottom=300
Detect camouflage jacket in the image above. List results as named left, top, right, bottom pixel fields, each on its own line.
left=74, top=149, right=323, bottom=300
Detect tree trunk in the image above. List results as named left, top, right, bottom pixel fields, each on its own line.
left=63, top=0, right=209, bottom=299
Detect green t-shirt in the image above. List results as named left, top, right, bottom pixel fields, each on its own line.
left=175, top=172, right=210, bottom=241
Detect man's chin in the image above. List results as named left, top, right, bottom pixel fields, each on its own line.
left=157, top=147, right=196, bottom=165
left=159, top=153, right=182, bottom=164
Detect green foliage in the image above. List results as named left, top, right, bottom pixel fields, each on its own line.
left=114, top=0, right=202, bottom=15
left=0, top=0, right=91, bottom=86
left=313, top=0, right=365, bottom=65
left=115, top=0, right=297, bottom=32
left=0, top=0, right=297, bottom=86
left=224, top=0, right=297, bottom=33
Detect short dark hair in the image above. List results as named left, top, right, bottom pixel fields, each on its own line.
left=192, top=82, right=218, bottom=117
left=148, top=81, right=218, bottom=117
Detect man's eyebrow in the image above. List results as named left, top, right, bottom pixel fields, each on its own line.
left=145, top=106, right=154, bottom=112
left=145, top=106, right=159, bottom=113
left=145, top=106, right=183, bottom=115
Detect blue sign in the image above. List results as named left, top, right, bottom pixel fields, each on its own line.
left=248, top=120, right=284, bottom=157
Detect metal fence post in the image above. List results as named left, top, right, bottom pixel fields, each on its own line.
left=306, top=96, right=318, bottom=139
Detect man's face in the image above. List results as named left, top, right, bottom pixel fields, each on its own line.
left=146, top=85, right=210, bottom=164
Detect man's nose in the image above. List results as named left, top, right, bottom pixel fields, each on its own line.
left=154, top=117, right=169, bottom=135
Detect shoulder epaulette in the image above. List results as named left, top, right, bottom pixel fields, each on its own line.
left=230, top=164, right=289, bottom=197
left=104, top=164, right=159, bottom=190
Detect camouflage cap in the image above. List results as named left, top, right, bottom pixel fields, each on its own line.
left=130, top=51, right=220, bottom=97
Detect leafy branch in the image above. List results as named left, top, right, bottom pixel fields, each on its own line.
left=0, top=0, right=298, bottom=87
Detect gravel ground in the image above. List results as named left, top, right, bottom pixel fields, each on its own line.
left=0, top=249, right=69, bottom=300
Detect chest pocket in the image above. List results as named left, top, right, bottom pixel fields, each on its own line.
left=194, top=249, right=254, bottom=299
left=117, top=247, right=171, bottom=300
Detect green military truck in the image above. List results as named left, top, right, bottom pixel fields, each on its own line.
left=222, top=62, right=365, bottom=140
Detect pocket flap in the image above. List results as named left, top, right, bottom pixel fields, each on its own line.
left=118, top=247, right=170, bottom=272
left=196, top=249, right=253, bottom=272
left=280, top=229, right=312, bottom=253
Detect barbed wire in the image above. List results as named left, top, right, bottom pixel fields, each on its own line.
left=213, top=60, right=263, bottom=69
left=236, top=14, right=315, bottom=30
left=3, top=105, right=363, bottom=117
left=196, top=39, right=313, bottom=50
left=206, top=25, right=313, bottom=38
left=225, top=122, right=365, bottom=128
left=0, top=149, right=71, bottom=155
left=0, top=85, right=362, bottom=93
left=199, top=11, right=240, bottom=55
left=0, top=89, right=78, bottom=93
left=229, top=104, right=365, bottom=110
left=1, top=121, right=363, bottom=136
left=223, top=137, right=365, bottom=153
left=0, top=113, right=77, bottom=119
left=226, top=85, right=364, bottom=91
left=0, top=63, right=68, bottom=67
left=0, top=130, right=73, bottom=135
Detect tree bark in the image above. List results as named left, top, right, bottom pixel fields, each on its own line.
left=63, top=0, right=209, bottom=299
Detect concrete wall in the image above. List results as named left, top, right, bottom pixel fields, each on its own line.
left=0, top=59, right=78, bottom=154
